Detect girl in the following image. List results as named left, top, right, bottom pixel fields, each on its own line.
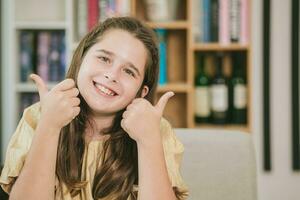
left=0, top=17, right=188, bottom=199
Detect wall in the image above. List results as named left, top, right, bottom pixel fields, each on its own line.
left=252, top=0, right=300, bottom=199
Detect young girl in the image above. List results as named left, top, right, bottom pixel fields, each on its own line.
left=0, top=17, right=188, bottom=200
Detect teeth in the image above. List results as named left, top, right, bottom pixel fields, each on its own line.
left=95, top=83, right=116, bottom=96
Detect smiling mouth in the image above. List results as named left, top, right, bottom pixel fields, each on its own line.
left=93, top=81, right=118, bottom=96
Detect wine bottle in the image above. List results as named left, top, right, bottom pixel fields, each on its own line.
left=195, top=54, right=211, bottom=123
left=230, top=53, right=247, bottom=124
left=210, top=54, right=229, bottom=124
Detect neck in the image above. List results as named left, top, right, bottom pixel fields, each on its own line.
left=85, top=111, right=116, bottom=142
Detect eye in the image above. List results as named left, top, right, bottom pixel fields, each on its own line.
left=98, top=56, right=111, bottom=64
left=124, top=68, right=135, bottom=77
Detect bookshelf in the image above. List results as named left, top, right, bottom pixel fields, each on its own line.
left=2, top=0, right=252, bottom=141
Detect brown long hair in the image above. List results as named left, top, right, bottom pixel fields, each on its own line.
left=55, top=17, right=186, bottom=199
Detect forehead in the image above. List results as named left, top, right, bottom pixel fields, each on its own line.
left=91, top=29, right=148, bottom=72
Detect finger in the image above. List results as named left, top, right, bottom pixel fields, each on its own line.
left=72, top=106, right=81, bottom=118
left=121, top=119, right=128, bottom=131
left=155, top=91, right=175, bottom=114
left=122, top=110, right=130, bottom=119
left=30, top=74, right=48, bottom=99
left=64, top=87, right=80, bottom=97
left=70, top=97, right=80, bottom=107
left=126, top=103, right=135, bottom=111
left=53, top=79, right=75, bottom=92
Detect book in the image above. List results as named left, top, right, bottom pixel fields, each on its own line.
left=19, top=31, right=35, bottom=82
left=88, top=0, right=99, bottom=30
left=202, top=0, right=211, bottom=42
left=210, top=0, right=219, bottom=42
left=77, top=0, right=88, bottom=39
left=230, top=0, right=241, bottom=42
left=240, top=0, right=249, bottom=44
left=219, top=0, right=230, bottom=45
left=37, top=31, right=51, bottom=82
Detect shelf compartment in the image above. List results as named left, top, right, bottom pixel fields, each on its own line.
left=157, top=93, right=187, bottom=128
left=193, top=43, right=249, bottom=51
left=166, top=30, right=187, bottom=83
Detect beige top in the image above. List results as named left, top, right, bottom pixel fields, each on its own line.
left=0, top=103, right=188, bottom=199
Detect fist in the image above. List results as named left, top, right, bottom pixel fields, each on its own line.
left=30, top=74, right=81, bottom=130
left=121, top=91, right=174, bottom=145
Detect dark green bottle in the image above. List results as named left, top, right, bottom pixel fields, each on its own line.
left=210, top=54, right=229, bottom=124
left=195, top=54, right=210, bottom=123
left=230, top=53, right=247, bottom=124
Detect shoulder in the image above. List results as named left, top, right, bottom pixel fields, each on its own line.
left=159, top=117, right=184, bottom=154
left=23, top=102, right=41, bottom=130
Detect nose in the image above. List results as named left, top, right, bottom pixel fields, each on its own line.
left=104, top=69, right=119, bottom=83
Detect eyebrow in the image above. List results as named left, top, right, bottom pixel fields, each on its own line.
left=96, top=49, right=141, bottom=77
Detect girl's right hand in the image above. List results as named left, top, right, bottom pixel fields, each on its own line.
left=30, top=74, right=81, bottom=131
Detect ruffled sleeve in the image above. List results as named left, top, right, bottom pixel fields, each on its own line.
left=160, top=118, right=189, bottom=199
left=0, top=102, right=41, bottom=194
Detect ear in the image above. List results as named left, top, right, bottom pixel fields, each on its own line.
left=141, top=85, right=149, bottom=98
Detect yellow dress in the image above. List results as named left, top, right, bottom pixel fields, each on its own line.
left=0, top=103, right=188, bottom=199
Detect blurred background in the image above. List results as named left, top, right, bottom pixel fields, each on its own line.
left=0, top=0, right=299, bottom=199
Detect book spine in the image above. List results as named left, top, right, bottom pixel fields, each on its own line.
left=210, top=0, right=219, bottom=42
left=48, top=32, right=61, bottom=82
left=240, top=0, right=248, bottom=44
left=88, top=0, right=99, bottom=30
left=193, top=0, right=203, bottom=42
left=99, top=0, right=108, bottom=22
left=230, top=0, right=241, bottom=42
left=203, top=0, right=211, bottom=42
left=219, top=0, right=230, bottom=45
left=37, top=31, right=50, bottom=82
left=59, top=32, right=66, bottom=81
left=77, top=0, right=87, bottom=39
left=19, top=31, right=34, bottom=82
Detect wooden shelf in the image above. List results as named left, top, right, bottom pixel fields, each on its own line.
left=157, top=83, right=190, bottom=93
left=195, top=124, right=249, bottom=132
left=193, top=43, right=249, bottom=51
left=146, top=21, right=189, bottom=29
left=14, top=21, right=67, bottom=30
left=16, top=82, right=58, bottom=92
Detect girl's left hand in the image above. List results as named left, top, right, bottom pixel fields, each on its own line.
left=121, top=91, right=174, bottom=146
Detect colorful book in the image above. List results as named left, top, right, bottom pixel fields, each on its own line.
left=19, top=31, right=35, bottom=82
left=88, top=0, right=99, bottom=30
left=77, top=0, right=88, bottom=39
left=37, top=31, right=51, bottom=82
left=202, top=0, right=211, bottom=42
left=230, top=0, right=241, bottom=42
left=210, top=0, right=219, bottom=42
left=240, top=0, right=248, bottom=44
left=219, top=0, right=230, bottom=45
left=156, top=29, right=168, bottom=85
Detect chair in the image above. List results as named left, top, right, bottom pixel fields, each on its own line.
left=174, top=129, right=257, bottom=200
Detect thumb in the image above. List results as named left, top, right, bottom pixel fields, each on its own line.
left=155, top=91, right=175, bottom=114
left=30, top=74, right=48, bottom=99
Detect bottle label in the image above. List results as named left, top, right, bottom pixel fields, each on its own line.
left=195, top=87, right=211, bottom=117
left=211, top=85, right=228, bottom=112
left=234, top=84, right=247, bottom=109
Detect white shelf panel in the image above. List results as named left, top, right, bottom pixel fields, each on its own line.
left=16, top=82, right=59, bottom=92
left=14, top=21, right=67, bottom=30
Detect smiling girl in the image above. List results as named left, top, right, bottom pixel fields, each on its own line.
left=0, top=17, right=188, bottom=200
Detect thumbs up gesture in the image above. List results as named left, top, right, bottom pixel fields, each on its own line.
left=30, top=74, right=81, bottom=131
left=121, top=91, right=174, bottom=145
